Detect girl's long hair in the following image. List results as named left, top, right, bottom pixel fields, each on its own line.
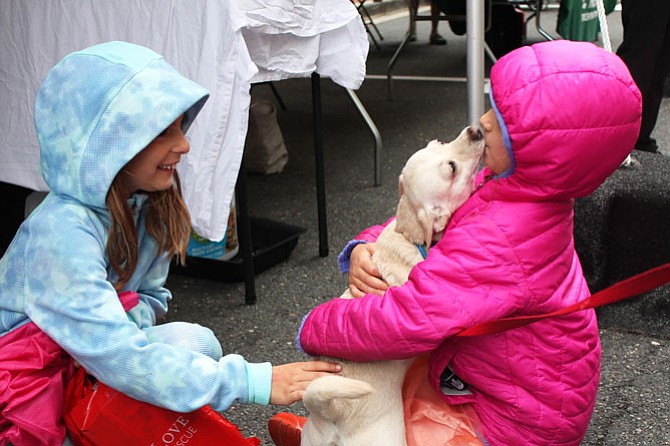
left=106, top=173, right=191, bottom=290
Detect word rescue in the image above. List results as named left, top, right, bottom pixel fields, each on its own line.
left=151, top=416, right=198, bottom=446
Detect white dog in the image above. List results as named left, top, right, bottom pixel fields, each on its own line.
left=301, top=126, right=485, bottom=446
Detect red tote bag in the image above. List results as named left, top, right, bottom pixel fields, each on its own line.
left=63, top=367, right=260, bottom=446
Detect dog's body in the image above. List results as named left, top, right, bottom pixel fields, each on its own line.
left=301, top=126, right=485, bottom=446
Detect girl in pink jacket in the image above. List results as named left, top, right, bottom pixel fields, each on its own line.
left=291, top=40, right=642, bottom=445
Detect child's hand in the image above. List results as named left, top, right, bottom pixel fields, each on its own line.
left=270, top=361, right=342, bottom=405
left=348, top=243, right=388, bottom=298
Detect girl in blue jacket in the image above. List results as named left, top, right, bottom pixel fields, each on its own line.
left=0, top=41, right=339, bottom=446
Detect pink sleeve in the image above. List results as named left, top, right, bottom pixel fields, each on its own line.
left=355, top=217, right=394, bottom=241
left=299, top=219, right=527, bottom=361
left=337, top=218, right=395, bottom=273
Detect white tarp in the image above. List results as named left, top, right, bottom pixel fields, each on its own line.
left=0, top=0, right=367, bottom=241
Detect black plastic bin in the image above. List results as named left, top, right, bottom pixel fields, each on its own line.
left=171, top=217, right=305, bottom=282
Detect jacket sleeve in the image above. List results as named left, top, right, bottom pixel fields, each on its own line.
left=22, top=217, right=268, bottom=413
left=337, top=218, right=394, bottom=272
left=299, top=216, right=529, bottom=361
left=126, top=252, right=172, bottom=329
left=355, top=218, right=392, bottom=241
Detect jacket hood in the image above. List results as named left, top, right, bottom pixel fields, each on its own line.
left=486, top=40, right=641, bottom=200
left=34, top=41, right=209, bottom=208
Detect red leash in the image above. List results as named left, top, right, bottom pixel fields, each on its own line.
left=457, top=262, right=670, bottom=337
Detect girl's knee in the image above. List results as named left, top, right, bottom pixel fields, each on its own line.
left=143, top=322, right=223, bottom=359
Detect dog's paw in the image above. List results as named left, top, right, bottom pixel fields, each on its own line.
left=303, top=375, right=375, bottom=424
left=304, top=375, right=375, bottom=403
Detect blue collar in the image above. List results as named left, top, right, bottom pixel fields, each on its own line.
left=415, top=243, right=428, bottom=259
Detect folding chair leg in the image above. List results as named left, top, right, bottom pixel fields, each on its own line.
left=354, top=0, right=384, bottom=50
left=357, top=3, right=384, bottom=42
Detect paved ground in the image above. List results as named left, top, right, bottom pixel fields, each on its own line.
left=165, top=3, right=670, bottom=444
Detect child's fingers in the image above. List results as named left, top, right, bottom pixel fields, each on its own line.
left=349, top=284, right=366, bottom=298
left=349, top=244, right=388, bottom=297
left=301, top=360, right=342, bottom=373
left=349, top=276, right=387, bottom=297
left=365, top=276, right=388, bottom=294
left=270, top=362, right=344, bottom=405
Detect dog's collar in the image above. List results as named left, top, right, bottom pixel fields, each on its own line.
left=415, top=243, right=428, bottom=259
left=475, top=174, right=495, bottom=192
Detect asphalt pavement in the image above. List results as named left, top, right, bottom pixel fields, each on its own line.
left=164, top=3, right=670, bottom=444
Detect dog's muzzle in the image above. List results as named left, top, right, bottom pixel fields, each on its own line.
left=467, top=126, right=483, bottom=142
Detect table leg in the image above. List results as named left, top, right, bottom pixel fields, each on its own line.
left=235, top=158, right=257, bottom=305
left=311, top=73, right=329, bottom=257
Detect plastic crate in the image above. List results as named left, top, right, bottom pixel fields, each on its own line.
left=170, top=217, right=305, bottom=283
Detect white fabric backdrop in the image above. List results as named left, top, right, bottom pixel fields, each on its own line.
left=0, top=0, right=368, bottom=241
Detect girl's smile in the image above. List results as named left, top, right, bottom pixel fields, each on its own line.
left=118, top=116, right=189, bottom=196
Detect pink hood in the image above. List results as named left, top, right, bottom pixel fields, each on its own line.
left=487, top=41, right=641, bottom=200
left=299, top=41, right=641, bottom=445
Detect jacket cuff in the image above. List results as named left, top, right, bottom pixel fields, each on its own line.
left=245, top=361, right=273, bottom=405
left=295, top=312, right=312, bottom=355
left=337, top=240, right=368, bottom=273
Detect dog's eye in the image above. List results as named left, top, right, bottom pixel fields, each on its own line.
left=448, top=161, right=457, bottom=174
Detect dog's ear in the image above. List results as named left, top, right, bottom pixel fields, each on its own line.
left=396, top=195, right=424, bottom=244
left=419, top=205, right=451, bottom=245
left=396, top=195, right=452, bottom=245
left=417, top=207, right=436, bottom=246
left=430, top=205, right=451, bottom=240
left=396, top=173, right=427, bottom=243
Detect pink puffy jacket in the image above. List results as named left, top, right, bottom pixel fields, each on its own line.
left=299, top=41, right=641, bottom=445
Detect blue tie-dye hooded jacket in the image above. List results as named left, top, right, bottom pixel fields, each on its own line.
left=0, top=41, right=272, bottom=412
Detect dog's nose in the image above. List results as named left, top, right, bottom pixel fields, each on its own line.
left=467, top=126, right=483, bottom=141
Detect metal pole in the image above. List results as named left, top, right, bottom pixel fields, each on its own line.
left=345, top=88, right=383, bottom=186
left=466, top=0, right=485, bottom=125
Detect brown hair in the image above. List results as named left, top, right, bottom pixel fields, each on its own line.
left=106, top=173, right=191, bottom=290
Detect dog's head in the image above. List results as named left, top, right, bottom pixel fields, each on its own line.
left=395, top=126, right=484, bottom=246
